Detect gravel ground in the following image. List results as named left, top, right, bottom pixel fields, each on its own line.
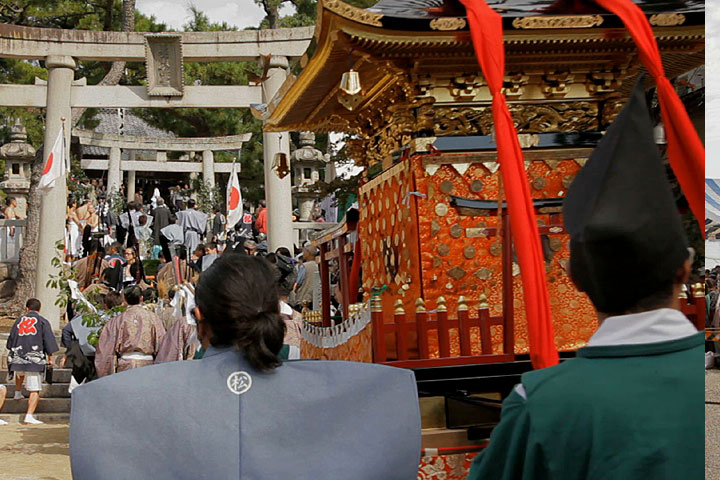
left=0, top=423, right=70, bottom=479
left=707, top=370, right=720, bottom=480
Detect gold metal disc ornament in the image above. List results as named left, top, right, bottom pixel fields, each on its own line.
left=490, top=242, right=502, bottom=257
left=440, top=181, right=454, bottom=194
left=463, top=245, right=476, bottom=259
left=448, top=266, right=466, bottom=280
left=470, top=179, right=484, bottom=193
left=450, top=224, right=463, bottom=238
left=437, top=244, right=450, bottom=257
left=532, top=177, right=546, bottom=191
left=475, top=267, right=493, bottom=280
left=435, top=203, right=449, bottom=217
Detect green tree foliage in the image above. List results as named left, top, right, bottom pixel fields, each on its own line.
left=0, top=0, right=359, bottom=206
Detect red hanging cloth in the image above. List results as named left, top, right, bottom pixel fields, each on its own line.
left=592, top=0, right=704, bottom=232
left=458, top=0, right=559, bottom=369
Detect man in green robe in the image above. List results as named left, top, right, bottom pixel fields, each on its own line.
left=468, top=80, right=702, bottom=479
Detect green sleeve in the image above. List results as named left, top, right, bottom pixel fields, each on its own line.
left=467, top=387, right=547, bottom=480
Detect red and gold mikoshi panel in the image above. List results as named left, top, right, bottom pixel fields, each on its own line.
left=358, top=160, right=424, bottom=320
left=418, top=453, right=479, bottom=480
left=300, top=322, right=373, bottom=362
left=411, top=154, right=597, bottom=354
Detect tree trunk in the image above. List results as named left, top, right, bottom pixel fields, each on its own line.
left=260, top=0, right=280, bottom=29
left=71, top=0, right=136, bottom=125
left=2, top=147, right=44, bottom=316
left=6, top=0, right=137, bottom=314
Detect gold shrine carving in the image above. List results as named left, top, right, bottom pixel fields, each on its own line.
left=324, top=0, right=383, bottom=26
left=512, top=15, right=604, bottom=29
left=429, top=17, right=467, bottom=31
left=433, top=102, right=598, bottom=137
left=649, top=13, right=686, bottom=27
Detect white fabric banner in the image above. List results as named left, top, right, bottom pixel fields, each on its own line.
left=226, top=161, right=243, bottom=230
left=707, top=241, right=720, bottom=269
left=37, top=128, right=66, bottom=194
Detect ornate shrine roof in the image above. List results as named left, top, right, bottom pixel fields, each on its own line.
left=265, top=0, right=704, bottom=138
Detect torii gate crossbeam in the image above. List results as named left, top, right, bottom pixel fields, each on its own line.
left=0, top=24, right=311, bottom=329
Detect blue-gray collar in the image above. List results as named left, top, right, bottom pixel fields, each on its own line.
left=202, top=345, right=237, bottom=358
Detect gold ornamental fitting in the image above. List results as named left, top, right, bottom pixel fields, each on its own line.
left=415, top=298, right=426, bottom=313
left=394, top=299, right=405, bottom=315
left=370, top=293, right=383, bottom=312
left=458, top=296, right=469, bottom=312
left=437, top=296, right=448, bottom=312
left=478, top=293, right=490, bottom=309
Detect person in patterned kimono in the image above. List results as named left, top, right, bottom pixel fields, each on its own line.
left=154, top=317, right=198, bottom=363
left=6, top=298, right=58, bottom=424
left=467, top=81, right=702, bottom=480
left=94, top=285, right=166, bottom=377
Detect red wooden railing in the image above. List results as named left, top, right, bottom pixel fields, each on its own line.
left=371, top=283, right=706, bottom=369
left=371, top=294, right=514, bottom=369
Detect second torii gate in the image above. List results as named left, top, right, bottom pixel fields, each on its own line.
left=0, top=23, right=314, bottom=328
left=74, top=129, right=252, bottom=192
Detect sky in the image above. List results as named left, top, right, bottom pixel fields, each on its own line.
left=135, top=0, right=259, bottom=30
left=135, top=0, right=286, bottom=30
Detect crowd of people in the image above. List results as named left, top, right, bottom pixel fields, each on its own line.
left=20, top=178, right=329, bottom=405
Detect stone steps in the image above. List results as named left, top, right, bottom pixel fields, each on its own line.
left=1, top=398, right=70, bottom=413
left=0, top=327, right=75, bottom=425
left=0, top=412, right=69, bottom=425
left=4, top=383, right=70, bottom=398
left=0, top=368, right=72, bottom=384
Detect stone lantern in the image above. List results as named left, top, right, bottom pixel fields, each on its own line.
left=291, top=132, right=330, bottom=222
left=0, top=119, right=35, bottom=217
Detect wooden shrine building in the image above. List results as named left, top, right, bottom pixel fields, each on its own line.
left=266, top=0, right=705, bottom=472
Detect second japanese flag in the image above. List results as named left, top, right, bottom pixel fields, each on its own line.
left=226, top=161, right=243, bottom=230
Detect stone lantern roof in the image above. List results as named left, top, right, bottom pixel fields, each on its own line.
left=0, top=118, right=35, bottom=217
left=0, top=119, right=36, bottom=161
left=291, top=131, right=330, bottom=164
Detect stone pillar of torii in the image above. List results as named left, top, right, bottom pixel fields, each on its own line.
left=0, top=24, right=314, bottom=328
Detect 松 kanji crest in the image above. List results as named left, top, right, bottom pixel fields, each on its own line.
left=17, top=316, right=37, bottom=336
left=226, top=371, right=252, bottom=395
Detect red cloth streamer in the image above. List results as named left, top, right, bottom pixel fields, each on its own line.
left=592, top=0, right=704, bottom=232
left=458, top=0, right=558, bottom=369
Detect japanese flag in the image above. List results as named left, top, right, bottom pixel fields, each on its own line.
left=226, top=161, right=243, bottom=230
left=37, top=129, right=66, bottom=194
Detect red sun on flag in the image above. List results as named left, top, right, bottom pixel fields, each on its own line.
left=229, top=187, right=240, bottom=210
left=42, top=152, right=54, bottom=175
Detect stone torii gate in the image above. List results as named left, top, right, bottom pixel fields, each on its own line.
left=0, top=24, right=313, bottom=328
left=74, top=130, right=252, bottom=193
